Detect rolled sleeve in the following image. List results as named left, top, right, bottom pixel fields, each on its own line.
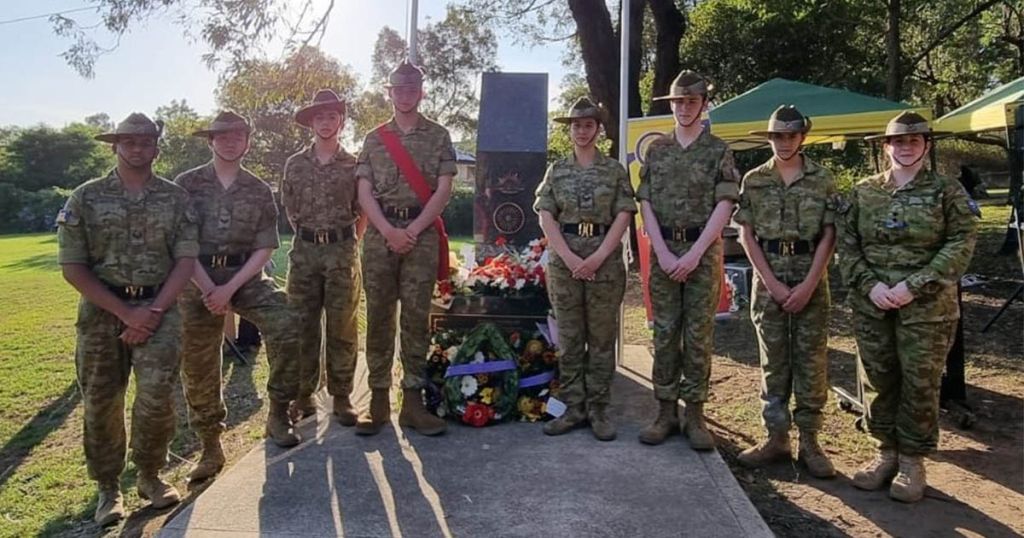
left=533, top=164, right=559, bottom=216
left=251, top=194, right=281, bottom=250
left=822, top=171, right=838, bottom=226
left=56, top=193, right=88, bottom=265
left=714, top=149, right=741, bottom=203
left=732, top=182, right=752, bottom=226
left=355, top=134, right=377, bottom=183
left=172, top=198, right=200, bottom=259
left=437, top=130, right=458, bottom=178
left=613, top=165, right=638, bottom=215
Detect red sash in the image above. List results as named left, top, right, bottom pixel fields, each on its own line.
left=377, top=126, right=450, bottom=281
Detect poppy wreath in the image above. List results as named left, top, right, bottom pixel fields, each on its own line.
left=443, top=323, right=520, bottom=427
left=508, top=328, right=559, bottom=422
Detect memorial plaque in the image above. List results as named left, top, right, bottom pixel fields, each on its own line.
left=474, top=73, right=548, bottom=249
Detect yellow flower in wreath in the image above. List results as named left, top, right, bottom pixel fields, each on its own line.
left=480, top=387, right=496, bottom=405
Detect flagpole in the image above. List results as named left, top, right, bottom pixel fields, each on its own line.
left=617, top=0, right=630, bottom=366
left=407, top=0, right=419, bottom=63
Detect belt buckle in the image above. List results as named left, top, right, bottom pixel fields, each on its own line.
left=397, top=207, right=409, bottom=220
left=124, top=286, right=143, bottom=299
left=780, top=241, right=794, bottom=256
left=315, top=230, right=329, bottom=244
left=674, top=228, right=685, bottom=242
left=211, top=255, right=227, bottom=268
left=577, top=222, right=594, bottom=238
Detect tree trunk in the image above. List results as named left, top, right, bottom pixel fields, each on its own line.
left=648, top=0, right=685, bottom=116
left=568, top=0, right=622, bottom=154
left=885, top=0, right=902, bottom=101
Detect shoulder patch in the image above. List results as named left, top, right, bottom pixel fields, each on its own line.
left=835, top=195, right=852, bottom=215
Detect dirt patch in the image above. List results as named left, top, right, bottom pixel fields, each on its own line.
left=622, top=246, right=1024, bottom=537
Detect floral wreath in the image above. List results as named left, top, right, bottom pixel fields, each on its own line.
left=443, top=323, right=520, bottom=427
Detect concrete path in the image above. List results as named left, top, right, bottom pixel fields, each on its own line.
left=161, top=345, right=772, bottom=538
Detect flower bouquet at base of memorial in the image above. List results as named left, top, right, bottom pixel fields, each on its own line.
left=508, top=326, right=559, bottom=422
left=443, top=323, right=519, bottom=427
left=424, top=327, right=466, bottom=418
left=432, top=238, right=549, bottom=308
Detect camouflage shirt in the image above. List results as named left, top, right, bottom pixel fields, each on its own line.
left=355, top=114, right=458, bottom=210
left=635, top=129, right=741, bottom=228
left=838, top=169, right=979, bottom=324
left=174, top=162, right=280, bottom=256
left=534, top=153, right=637, bottom=258
left=282, top=144, right=360, bottom=230
left=734, top=156, right=837, bottom=282
left=57, top=169, right=199, bottom=286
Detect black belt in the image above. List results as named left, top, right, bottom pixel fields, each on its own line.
left=199, top=253, right=249, bottom=268
left=299, top=226, right=356, bottom=244
left=383, top=206, right=421, bottom=220
left=759, top=239, right=815, bottom=256
left=105, top=283, right=159, bottom=301
left=660, top=226, right=703, bottom=242
left=561, top=222, right=609, bottom=238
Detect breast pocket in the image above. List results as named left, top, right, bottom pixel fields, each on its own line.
left=231, top=204, right=262, bottom=242
left=748, top=186, right=781, bottom=236
left=145, top=210, right=175, bottom=248
left=798, top=194, right=827, bottom=238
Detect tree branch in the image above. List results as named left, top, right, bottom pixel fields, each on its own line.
left=908, top=0, right=1003, bottom=68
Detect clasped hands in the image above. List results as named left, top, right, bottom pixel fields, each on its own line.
left=564, top=252, right=606, bottom=281
left=117, top=305, right=164, bottom=346
left=384, top=225, right=419, bottom=255
left=868, top=281, right=915, bottom=310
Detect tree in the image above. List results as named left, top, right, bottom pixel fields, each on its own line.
left=216, top=46, right=359, bottom=182
left=680, top=0, right=880, bottom=100
left=0, top=123, right=114, bottom=192
left=153, top=100, right=211, bottom=179
left=50, top=0, right=331, bottom=77
left=364, top=6, right=499, bottom=135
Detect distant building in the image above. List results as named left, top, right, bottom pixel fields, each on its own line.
left=455, top=148, right=476, bottom=190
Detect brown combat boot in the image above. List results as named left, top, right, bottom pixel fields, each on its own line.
left=290, top=394, right=317, bottom=421
left=638, top=400, right=679, bottom=445
left=683, top=402, right=715, bottom=451
left=889, top=454, right=927, bottom=503
left=355, top=389, right=391, bottom=436
left=797, top=431, right=836, bottom=478
left=189, top=434, right=226, bottom=482
left=543, top=405, right=587, bottom=436
left=94, top=482, right=124, bottom=526
left=333, top=394, right=358, bottom=427
left=266, top=400, right=302, bottom=447
left=137, top=473, right=181, bottom=509
left=737, top=431, right=791, bottom=467
left=588, top=405, right=616, bottom=441
left=852, top=447, right=898, bottom=490
left=398, top=388, right=447, bottom=436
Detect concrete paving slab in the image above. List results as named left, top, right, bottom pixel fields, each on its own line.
left=161, top=345, right=772, bottom=538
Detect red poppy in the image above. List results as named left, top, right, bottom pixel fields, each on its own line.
left=463, top=402, right=495, bottom=427
left=495, top=236, right=508, bottom=247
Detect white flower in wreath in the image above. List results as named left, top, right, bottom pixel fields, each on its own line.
left=471, top=351, right=485, bottom=364
left=460, top=376, right=479, bottom=397
left=514, top=278, right=526, bottom=290
left=445, top=346, right=460, bottom=359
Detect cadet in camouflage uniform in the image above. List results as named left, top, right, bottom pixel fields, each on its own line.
left=534, top=97, right=636, bottom=441
left=733, top=106, right=837, bottom=478
left=58, top=113, right=197, bottom=525
left=636, top=70, right=740, bottom=451
left=355, top=60, right=455, bottom=436
left=283, top=90, right=363, bottom=426
left=839, top=112, right=978, bottom=502
left=176, top=111, right=303, bottom=465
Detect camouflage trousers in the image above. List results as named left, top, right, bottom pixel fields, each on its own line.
left=286, top=236, right=362, bottom=399
left=179, top=272, right=300, bottom=438
left=750, top=271, right=830, bottom=434
left=362, top=226, right=438, bottom=390
left=546, top=250, right=626, bottom=408
left=853, top=311, right=956, bottom=455
left=75, top=299, right=181, bottom=484
left=649, top=240, right=723, bottom=403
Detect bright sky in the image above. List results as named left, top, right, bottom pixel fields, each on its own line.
left=0, top=1, right=570, bottom=128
